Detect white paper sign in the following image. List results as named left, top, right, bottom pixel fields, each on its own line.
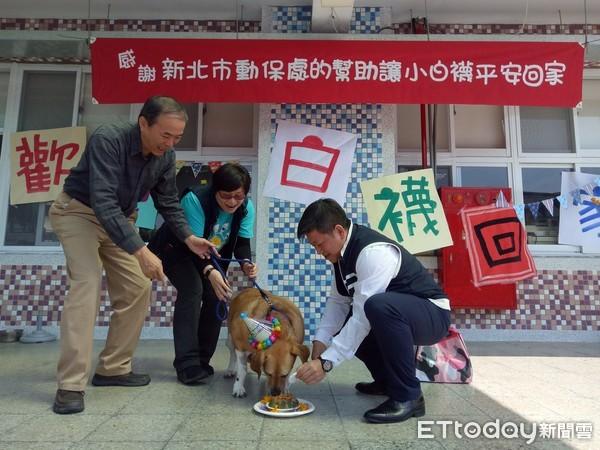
left=558, top=171, right=600, bottom=253
left=263, top=120, right=357, bottom=206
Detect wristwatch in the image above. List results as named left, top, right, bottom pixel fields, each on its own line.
left=318, top=357, right=333, bottom=373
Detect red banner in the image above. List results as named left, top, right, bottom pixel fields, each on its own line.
left=91, top=38, right=583, bottom=107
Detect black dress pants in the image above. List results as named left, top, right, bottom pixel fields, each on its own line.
left=356, top=292, right=451, bottom=402
left=165, top=257, right=223, bottom=372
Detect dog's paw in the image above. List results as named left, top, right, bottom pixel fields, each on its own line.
left=232, top=383, right=247, bottom=398
left=223, top=369, right=236, bottom=379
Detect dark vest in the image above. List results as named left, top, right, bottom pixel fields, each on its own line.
left=148, top=186, right=247, bottom=269
left=334, top=224, right=447, bottom=300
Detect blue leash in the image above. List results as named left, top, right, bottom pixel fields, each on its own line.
left=209, top=254, right=273, bottom=321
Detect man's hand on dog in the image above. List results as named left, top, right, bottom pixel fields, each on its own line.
left=296, top=360, right=326, bottom=384
left=310, top=341, right=327, bottom=360
left=207, top=269, right=233, bottom=301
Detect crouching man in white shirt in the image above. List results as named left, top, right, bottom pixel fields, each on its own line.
left=295, top=198, right=451, bottom=424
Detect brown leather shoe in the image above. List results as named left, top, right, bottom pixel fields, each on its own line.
left=53, top=389, right=84, bottom=414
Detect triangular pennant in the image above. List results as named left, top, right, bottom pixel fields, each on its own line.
left=572, top=189, right=582, bottom=206
left=175, top=160, right=186, bottom=175
left=191, top=162, right=203, bottom=178
left=495, top=190, right=509, bottom=208
left=513, top=204, right=525, bottom=223
left=595, top=177, right=600, bottom=188
left=527, top=202, right=541, bottom=219
left=541, top=198, right=555, bottom=216
left=583, top=183, right=595, bottom=196
left=556, top=195, right=567, bottom=209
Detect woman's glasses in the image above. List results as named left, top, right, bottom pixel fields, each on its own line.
left=217, top=191, right=246, bottom=201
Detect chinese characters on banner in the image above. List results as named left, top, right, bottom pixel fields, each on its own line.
left=360, top=169, right=453, bottom=254
left=460, top=205, right=537, bottom=287
left=10, top=127, right=86, bottom=205
left=558, top=172, right=600, bottom=253
left=263, top=121, right=357, bottom=206
left=90, top=39, right=584, bottom=107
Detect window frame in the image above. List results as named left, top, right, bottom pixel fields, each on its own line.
left=395, top=71, right=600, bottom=256
left=0, top=64, right=87, bottom=252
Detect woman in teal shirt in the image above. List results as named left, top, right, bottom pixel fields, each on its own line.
left=150, top=163, right=257, bottom=384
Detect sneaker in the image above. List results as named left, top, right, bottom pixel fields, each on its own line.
left=91, top=372, right=150, bottom=387
left=53, top=389, right=84, bottom=414
left=177, top=366, right=211, bottom=385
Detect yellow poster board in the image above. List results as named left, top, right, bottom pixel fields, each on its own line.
left=10, top=127, right=86, bottom=205
left=360, top=169, right=453, bottom=254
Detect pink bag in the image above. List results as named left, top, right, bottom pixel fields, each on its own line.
left=415, top=327, right=473, bottom=384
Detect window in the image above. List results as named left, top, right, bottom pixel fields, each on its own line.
left=0, top=71, right=9, bottom=159
left=458, top=166, right=509, bottom=187
left=577, top=79, right=600, bottom=152
left=175, top=103, right=256, bottom=156
left=397, top=104, right=449, bottom=152
left=453, top=105, right=505, bottom=150
left=397, top=88, right=600, bottom=252
left=0, top=71, right=9, bottom=131
left=398, top=164, right=451, bottom=188
left=5, top=71, right=77, bottom=246
left=521, top=167, right=570, bottom=245
left=79, top=73, right=130, bottom=136
left=520, top=107, right=574, bottom=153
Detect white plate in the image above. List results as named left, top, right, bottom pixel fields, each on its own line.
left=253, top=398, right=315, bottom=418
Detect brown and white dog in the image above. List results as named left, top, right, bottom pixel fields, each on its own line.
left=225, top=288, right=310, bottom=398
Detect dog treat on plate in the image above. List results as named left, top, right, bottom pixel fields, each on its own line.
left=262, top=393, right=300, bottom=411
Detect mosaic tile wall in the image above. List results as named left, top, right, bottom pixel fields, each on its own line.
left=0, top=18, right=261, bottom=33
left=1, top=266, right=598, bottom=334
left=271, top=6, right=383, bottom=33
left=267, top=104, right=382, bottom=336
left=2, top=17, right=597, bottom=35
left=267, top=7, right=384, bottom=337
left=0, top=265, right=251, bottom=328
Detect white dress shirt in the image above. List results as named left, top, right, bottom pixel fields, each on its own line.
left=316, top=222, right=450, bottom=368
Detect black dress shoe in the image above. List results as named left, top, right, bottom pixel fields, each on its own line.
left=363, top=396, right=425, bottom=424
left=53, top=389, right=84, bottom=414
left=177, top=366, right=211, bottom=385
left=91, top=372, right=150, bottom=387
left=355, top=381, right=386, bottom=396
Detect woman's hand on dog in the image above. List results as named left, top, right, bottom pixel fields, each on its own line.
left=296, top=360, right=326, bottom=385
left=207, top=270, right=233, bottom=301
left=242, top=262, right=258, bottom=279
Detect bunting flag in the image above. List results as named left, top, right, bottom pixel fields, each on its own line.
left=556, top=195, right=568, bottom=208
left=460, top=205, right=537, bottom=287
left=595, top=177, right=600, bottom=187
left=191, top=162, right=203, bottom=178
left=175, top=160, right=186, bottom=175
left=572, top=189, right=582, bottom=206
left=527, top=202, right=540, bottom=219
left=583, top=183, right=595, bottom=196
left=541, top=198, right=555, bottom=216
left=513, top=204, right=526, bottom=223
left=495, top=190, right=509, bottom=208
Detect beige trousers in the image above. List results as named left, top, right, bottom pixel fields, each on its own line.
left=49, top=191, right=151, bottom=391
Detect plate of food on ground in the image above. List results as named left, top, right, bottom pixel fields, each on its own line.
left=253, top=393, right=315, bottom=418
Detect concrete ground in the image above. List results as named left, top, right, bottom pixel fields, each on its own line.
left=0, top=339, right=598, bottom=449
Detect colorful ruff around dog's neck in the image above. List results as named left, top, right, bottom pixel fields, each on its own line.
left=241, top=312, right=282, bottom=351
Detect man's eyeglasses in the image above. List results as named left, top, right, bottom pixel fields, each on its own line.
left=217, top=191, right=246, bottom=201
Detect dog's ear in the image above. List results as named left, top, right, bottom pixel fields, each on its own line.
left=249, top=350, right=264, bottom=377
left=292, top=344, right=310, bottom=363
